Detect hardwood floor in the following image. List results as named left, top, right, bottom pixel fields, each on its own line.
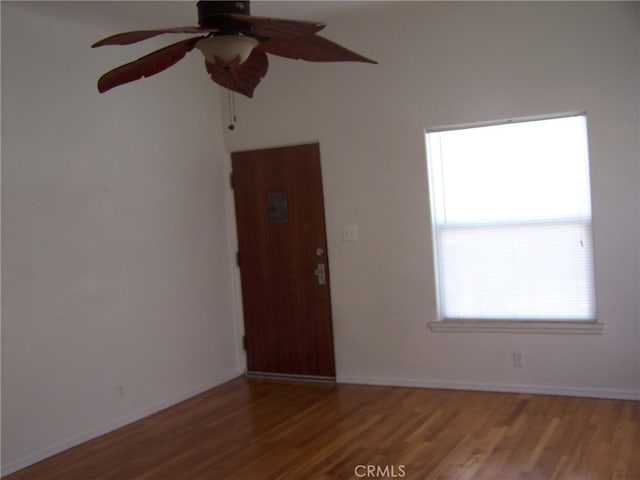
left=6, top=377, right=640, bottom=479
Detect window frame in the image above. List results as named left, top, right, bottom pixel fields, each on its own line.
left=425, top=112, right=602, bottom=333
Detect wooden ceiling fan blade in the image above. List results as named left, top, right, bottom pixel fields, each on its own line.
left=257, top=34, right=377, bottom=64
left=97, top=37, right=200, bottom=93
left=205, top=49, right=269, bottom=98
left=227, top=14, right=325, bottom=38
left=92, top=27, right=217, bottom=47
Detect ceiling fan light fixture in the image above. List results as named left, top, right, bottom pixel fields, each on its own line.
left=196, top=35, right=259, bottom=65
left=93, top=1, right=377, bottom=97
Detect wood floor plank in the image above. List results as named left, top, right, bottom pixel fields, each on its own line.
left=5, top=378, right=640, bottom=479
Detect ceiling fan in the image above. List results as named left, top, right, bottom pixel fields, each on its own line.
left=93, top=1, right=377, bottom=98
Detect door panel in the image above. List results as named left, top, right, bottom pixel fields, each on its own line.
left=232, top=143, right=335, bottom=377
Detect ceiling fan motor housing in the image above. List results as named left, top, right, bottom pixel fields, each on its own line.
left=197, top=1, right=251, bottom=28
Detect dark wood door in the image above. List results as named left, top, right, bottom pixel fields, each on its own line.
left=231, top=143, right=335, bottom=378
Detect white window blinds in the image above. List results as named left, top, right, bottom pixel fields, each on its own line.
left=426, top=114, right=596, bottom=321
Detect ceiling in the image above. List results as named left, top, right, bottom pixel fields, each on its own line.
left=248, top=1, right=378, bottom=21
left=17, top=1, right=379, bottom=32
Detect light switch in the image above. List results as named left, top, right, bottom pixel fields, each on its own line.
left=343, top=225, right=358, bottom=241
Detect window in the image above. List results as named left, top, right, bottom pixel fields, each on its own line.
left=426, top=113, right=596, bottom=322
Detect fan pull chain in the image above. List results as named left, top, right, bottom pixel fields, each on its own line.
left=227, top=89, right=237, bottom=131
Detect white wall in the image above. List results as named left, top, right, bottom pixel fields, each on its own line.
left=1, top=2, right=240, bottom=474
left=638, top=3, right=640, bottom=398
left=224, top=2, right=640, bottom=398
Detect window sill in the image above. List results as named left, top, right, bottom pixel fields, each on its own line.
left=427, top=320, right=604, bottom=334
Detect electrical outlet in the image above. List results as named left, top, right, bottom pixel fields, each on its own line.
left=512, top=352, right=524, bottom=368
left=116, top=385, right=126, bottom=402
left=343, top=225, right=359, bottom=241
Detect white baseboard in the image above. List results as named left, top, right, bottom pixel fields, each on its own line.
left=1, top=369, right=243, bottom=477
left=336, top=375, right=640, bottom=401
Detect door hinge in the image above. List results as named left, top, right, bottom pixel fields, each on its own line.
left=230, top=172, right=234, bottom=190
left=242, top=335, right=247, bottom=351
left=236, top=251, right=241, bottom=268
